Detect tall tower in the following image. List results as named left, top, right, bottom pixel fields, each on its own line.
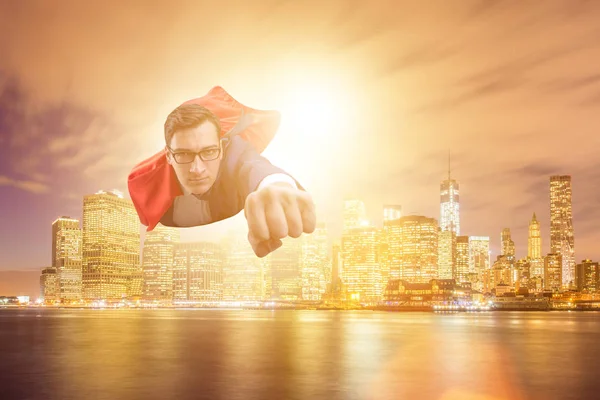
left=440, top=154, right=460, bottom=235
left=341, top=225, right=382, bottom=302
left=528, top=213, right=542, bottom=259
left=52, top=216, right=82, bottom=302
left=343, top=199, right=367, bottom=231
left=501, top=228, right=515, bottom=257
left=550, top=175, right=575, bottom=289
left=82, top=190, right=141, bottom=301
left=142, top=224, right=180, bottom=302
left=527, top=213, right=544, bottom=278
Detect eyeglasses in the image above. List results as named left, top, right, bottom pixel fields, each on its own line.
left=166, top=145, right=222, bottom=164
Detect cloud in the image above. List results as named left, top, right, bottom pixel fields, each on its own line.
left=0, top=175, right=49, bottom=194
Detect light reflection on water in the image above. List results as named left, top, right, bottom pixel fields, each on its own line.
left=0, top=309, right=599, bottom=400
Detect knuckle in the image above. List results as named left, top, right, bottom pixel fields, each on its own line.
left=289, top=226, right=302, bottom=238
left=262, top=185, right=276, bottom=196
left=245, top=192, right=257, bottom=207
left=271, top=224, right=287, bottom=239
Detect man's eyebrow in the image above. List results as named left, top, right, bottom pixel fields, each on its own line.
left=171, top=145, right=219, bottom=152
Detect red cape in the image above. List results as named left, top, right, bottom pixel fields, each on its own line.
left=127, top=86, right=281, bottom=231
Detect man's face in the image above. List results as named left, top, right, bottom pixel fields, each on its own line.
left=167, top=121, right=222, bottom=195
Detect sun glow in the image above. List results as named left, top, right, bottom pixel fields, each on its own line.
left=279, top=84, right=348, bottom=140
left=262, top=69, right=361, bottom=189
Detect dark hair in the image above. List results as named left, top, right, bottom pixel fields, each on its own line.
left=164, top=104, right=222, bottom=145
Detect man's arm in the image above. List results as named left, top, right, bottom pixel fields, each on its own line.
left=257, top=173, right=298, bottom=191
left=233, top=139, right=316, bottom=257
left=206, top=136, right=300, bottom=223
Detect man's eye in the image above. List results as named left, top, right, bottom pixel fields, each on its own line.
left=203, top=149, right=218, bottom=156
left=174, top=152, right=195, bottom=162
left=176, top=152, right=195, bottom=158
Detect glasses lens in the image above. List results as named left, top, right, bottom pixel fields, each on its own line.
left=201, top=148, right=220, bottom=161
left=174, top=152, right=195, bottom=164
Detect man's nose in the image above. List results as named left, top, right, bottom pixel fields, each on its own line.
left=189, top=155, right=206, bottom=173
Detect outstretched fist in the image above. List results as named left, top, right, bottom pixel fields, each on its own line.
left=244, top=182, right=316, bottom=257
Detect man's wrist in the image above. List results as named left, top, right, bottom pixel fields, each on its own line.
left=257, top=173, right=298, bottom=191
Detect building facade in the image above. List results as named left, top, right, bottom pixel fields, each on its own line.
left=52, top=217, right=82, bottom=302
left=82, top=190, right=141, bottom=301
left=142, top=224, right=180, bottom=302
left=550, top=175, right=575, bottom=289
left=341, top=225, right=382, bottom=302
left=173, top=242, right=223, bottom=302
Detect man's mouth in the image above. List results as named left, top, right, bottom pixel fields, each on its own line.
left=189, top=177, right=209, bottom=184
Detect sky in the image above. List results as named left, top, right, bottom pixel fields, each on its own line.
left=1, top=0, right=600, bottom=276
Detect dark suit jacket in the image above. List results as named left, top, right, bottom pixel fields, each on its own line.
left=159, top=135, right=299, bottom=227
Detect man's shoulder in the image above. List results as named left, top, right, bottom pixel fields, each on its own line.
left=221, top=136, right=270, bottom=174
left=226, top=136, right=258, bottom=159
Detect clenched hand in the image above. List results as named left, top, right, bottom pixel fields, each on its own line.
left=244, top=182, right=316, bottom=257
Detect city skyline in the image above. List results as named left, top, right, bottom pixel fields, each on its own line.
left=33, top=173, right=595, bottom=304
left=2, top=1, right=600, bottom=275
left=2, top=170, right=598, bottom=297
left=1, top=170, right=595, bottom=269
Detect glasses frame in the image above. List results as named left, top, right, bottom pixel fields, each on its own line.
left=166, top=143, right=223, bottom=164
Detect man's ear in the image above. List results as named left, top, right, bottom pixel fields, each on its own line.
left=166, top=151, right=173, bottom=165
left=219, top=138, right=228, bottom=161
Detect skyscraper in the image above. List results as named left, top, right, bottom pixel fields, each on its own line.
left=221, top=232, right=266, bottom=301
left=438, top=230, right=456, bottom=280
left=343, top=199, right=367, bottom=231
left=390, top=216, right=438, bottom=283
left=515, top=258, right=530, bottom=290
left=440, top=158, right=460, bottom=235
left=82, top=190, right=141, bottom=301
left=341, top=224, right=382, bottom=302
left=326, top=242, right=345, bottom=300
left=270, top=237, right=303, bottom=300
left=377, top=227, right=390, bottom=285
left=501, top=228, right=515, bottom=257
left=40, top=267, right=58, bottom=304
left=544, top=253, right=562, bottom=292
left=173, top=242, right=223, bottom=302
left=499, top=228, right=516, bottom=286
left=528, top=213, right=544, bottom=278
left=550, top=175, right=575, bottom=289
left=301, top=222, right=329, bottom=300
left=575, top=259, right=599, bottom=293
left=52, top=217, right=82, bottom=302
left=142, top=224, right=180, bottom=302
left=455, top=236, right=470, bottom=283
left=528, top=213, right=542, bottom=259
left=469, top=236, right=490, bottom=290
left=384, top=218, right=401, bottom=281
